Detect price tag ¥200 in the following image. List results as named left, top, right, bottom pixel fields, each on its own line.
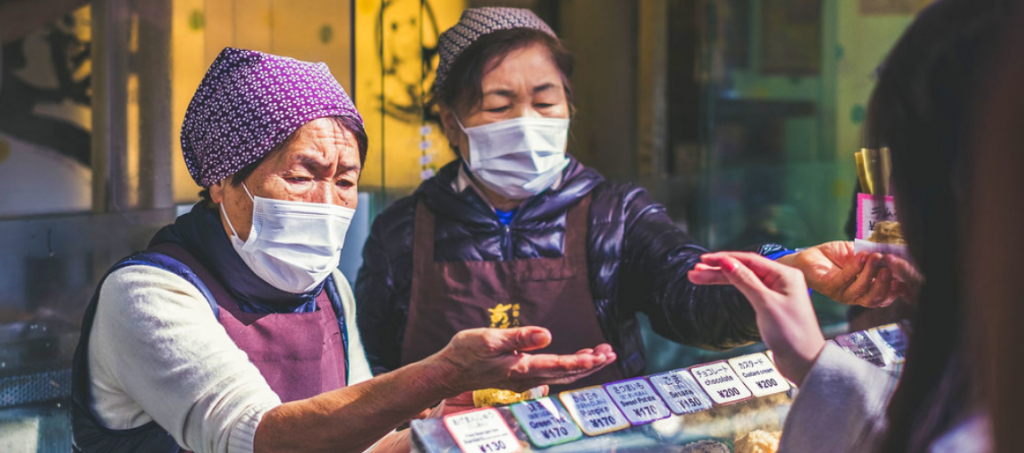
left=509, top=397, right=582, bottom=448
left=689, top=361, right=752, bottom=405
left=558, top=386, right=630, bottom=436
left=444, top=408, right=522, bottom=453
left=727, top=353, right=791, bottom=397
left=648, top=369, right=713, bottom=415
left=604, top=378, right=671, bottom=425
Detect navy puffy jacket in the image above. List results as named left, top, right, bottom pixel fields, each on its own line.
left=355, top=157, right=771, bottom=377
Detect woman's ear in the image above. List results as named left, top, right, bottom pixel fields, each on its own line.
left=209, top=180, right=225, bottom=204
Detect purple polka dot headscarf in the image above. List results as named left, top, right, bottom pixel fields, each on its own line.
left=181, top=47, right=363, bottom=187
left=433, top=7, right=556, bottom=95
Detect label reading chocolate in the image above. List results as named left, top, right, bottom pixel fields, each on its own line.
left=444, top=408, right=522, bottom=453
left=648, top=370, right=713, bottom=415
left=690, top=361, right=752, bottom=405
left=604, top=378, right=671, bottom=425
left=728, top=353, right=791, bottom=397
left=558, top=386, right=630, bottom=436
left=509, top=397, right=582, bottom=448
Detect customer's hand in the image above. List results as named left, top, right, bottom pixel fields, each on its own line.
left=432, top=327, right=616, bottom=396
left=689, top=252, right=825, bottom=386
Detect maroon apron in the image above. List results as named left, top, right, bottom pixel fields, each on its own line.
left=401, top=195, right=622, bottom=392
left=151, top=243, right=347, bottom=403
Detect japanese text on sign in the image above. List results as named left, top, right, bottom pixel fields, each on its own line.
left=444, top=408, right=522, bottom=453
left=558, top=387, right=630, bottom=436
left=648, top=370, right=713, bottom=415
left=604, top=378, right=671, bottom=425
left=690, top=362, right=752, bottom=405
left=727, top=353, right=791, bottom=397
left=509, top=397, right=582, bottom=448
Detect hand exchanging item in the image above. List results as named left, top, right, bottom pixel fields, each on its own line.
left=689, top=252, right=825, bottom=386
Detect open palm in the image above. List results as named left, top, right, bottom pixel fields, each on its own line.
left=783, top=241, right=898, bottom=307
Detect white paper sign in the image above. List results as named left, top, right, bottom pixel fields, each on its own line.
left=509, top=397, right=582, bottom=448
left=867, top=324, right=908, bottom=364
left=728, top=353, right=791, bottom=397
left=444, top=408, right=522, bottom=453
left=604, top=378, right=671, bottom=425
left=558, top=386, right=630, bottom=436
left=834, top=331, right=889, bottom=368
left=689, top=361, right=752, bottom=405
left=648, top=370, right=713, bottom=415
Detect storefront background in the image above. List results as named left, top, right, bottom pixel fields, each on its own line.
left=0, top=1, right=931, bottom=450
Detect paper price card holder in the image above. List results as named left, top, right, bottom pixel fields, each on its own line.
left=509, top=397, right=582, bottom=448
left=444, top=408, right=522, bottom=453
left=867, top=323, right=908, bottom=364
left=603, top=378, right=671, bottom=426
left=834, top=331, right=889, bottom=369
left=689, top=361, right=753, bottom=405
left=727, top=353, right=791, bottom=398
left=648, top=369, right=713, bottom=415
left=558, top=386, right=630, bottom=436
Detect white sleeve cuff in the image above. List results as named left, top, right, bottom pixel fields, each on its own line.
left=228, top=402, right=278, bottom=453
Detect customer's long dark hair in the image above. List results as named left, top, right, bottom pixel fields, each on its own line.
left=862, top=0, right=1015, bottom=451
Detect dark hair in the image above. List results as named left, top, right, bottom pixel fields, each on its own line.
left=199, top=115, right=368, bottom=202
left=863, top=0, right=1013, bottom=451
left=430, top=28, right=575, bottom=116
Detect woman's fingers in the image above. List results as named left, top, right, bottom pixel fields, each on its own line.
left=842, top=253, right=883, bottom=306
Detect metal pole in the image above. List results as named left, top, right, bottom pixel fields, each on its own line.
left=90, top=0, right=132, bottom=213
left=136, top=0, right=173, bottom=209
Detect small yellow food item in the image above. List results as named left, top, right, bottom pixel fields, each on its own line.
left=472, top=387, right=543, bottom=407
left=735, top=429, right=781, bottom=453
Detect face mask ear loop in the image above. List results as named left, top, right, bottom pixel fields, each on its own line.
left=220, top=180, right=254, bottom=239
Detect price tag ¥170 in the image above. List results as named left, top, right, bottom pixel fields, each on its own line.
left=558, top=386, right=630, bottom=436
left=648, top=369, right=713, bottom=415
left=604, top=378, right=671, bottom=425
left=727, top=353, right=791, bottom=397
left=509, top=397, right=582, bottom=448
left=444, top=408, right=522, bottom=453
left=689, top=361, right=752, bottom=405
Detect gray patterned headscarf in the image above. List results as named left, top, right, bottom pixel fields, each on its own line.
left=181, top=47, right=363, bottom=187
left=433, top=7, right=556, bottom=94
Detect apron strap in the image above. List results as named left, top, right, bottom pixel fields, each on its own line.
left=413, top=199, right=437, bottom=270
left=563, top=195, right=593, bottom=261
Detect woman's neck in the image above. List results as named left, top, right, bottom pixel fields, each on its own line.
left=468, top=173, right=524, bottom=212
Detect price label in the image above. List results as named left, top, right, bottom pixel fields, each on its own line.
left=604, top=378, right=671, bottom=425
left=689, top=361, right=752, bottom=405
left=867, top=324, right=907, bottom=363
left=444, top=408, right=522, bottom=453
left=834, top=331, right=888, bottom=368
left=509, top=397, right=582, bottom=448
left=727, top=353, right=791, bottom=397
left=558, top=386, right=630, bottom=436
left=648, top=370, right=713, bottom=415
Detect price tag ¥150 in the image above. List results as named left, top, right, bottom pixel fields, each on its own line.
left=727, top=353, right=791, bottom=397
left=604, top=378, right=671, bottom=425
left=559, top=386, right=630, bottom=436
left=689, top=361, right=752, bottom=405
left=444, top=408, right=522, bottom=453
left=509, top=397, right=582, bottom=448
left=648, top=369, right=713, bottom=415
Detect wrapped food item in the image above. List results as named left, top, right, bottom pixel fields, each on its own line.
left=472, top=387, right=545, bottom=408
left=734, top=429, right=781, bottom=453
left=679, top=439, right=731, bottom=453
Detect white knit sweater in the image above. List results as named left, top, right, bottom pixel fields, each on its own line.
left=87, top=266, right=373, bottom=453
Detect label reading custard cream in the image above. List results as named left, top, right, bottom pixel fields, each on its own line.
left=559, top=386, right=630, bottom=436
left=604, top=378, right=671, bottom=425
left=648, top=369, right=713, bottom=415
left=444, top=408, right=522, bottom=453
left=509, top=397, right=582, bottom=448
left=690, top=361, right=752, bottom=405
left=728, top=353, right=791, bottom=397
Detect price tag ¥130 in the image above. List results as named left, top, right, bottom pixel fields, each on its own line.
left=604, top=378, right=671, bottom=425
left=559, top=386, right=630, bottom=436
left=689, top=361, right=752, bottom=405
left=648, top=369, right=713, bottom=415
left=444, top=408, right=522, bottom=453
left=727, top=352, right=791, bottom=397
left=509, top=397, right=582, bottom=448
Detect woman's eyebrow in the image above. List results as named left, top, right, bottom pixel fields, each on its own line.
left=532, top=83, right=558, bottom=94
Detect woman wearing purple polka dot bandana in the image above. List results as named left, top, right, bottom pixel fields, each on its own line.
left=356, top=7, right=909, bottom=391
left=70, top=47, right=614, bottom=453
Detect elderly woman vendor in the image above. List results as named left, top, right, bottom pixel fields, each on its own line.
left=356, top=8, right=905, bottom=389
left=70, top=48, right=613, bottom=453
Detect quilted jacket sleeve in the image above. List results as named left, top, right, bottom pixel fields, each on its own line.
left=354, top=198, right=416, bottom=375
left=619, top=186, right=761, bottom=350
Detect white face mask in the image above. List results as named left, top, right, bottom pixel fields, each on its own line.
left=221, top=183, right=355, bottom=294
left=457, top=116, right=571, bottom=200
